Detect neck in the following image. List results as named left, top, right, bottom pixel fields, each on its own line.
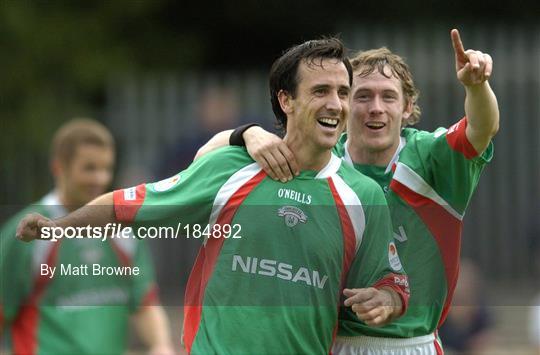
left=56, top=187, right=81, bottom=212
left=347, top=137, right=400, bottom=167
left=283, top=134, right=332, bottom=171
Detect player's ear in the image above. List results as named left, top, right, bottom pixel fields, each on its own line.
left=402, top=99, right=413, bottom=121
left=278, top=90, right=294, bottom=115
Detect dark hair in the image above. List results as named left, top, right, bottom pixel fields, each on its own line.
left=269, top=37, right=353, bottom=131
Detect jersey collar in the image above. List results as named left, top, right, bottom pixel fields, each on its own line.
left=315, top=153, right=342, bottom=179
left=343, top=136, right=406, bottom=174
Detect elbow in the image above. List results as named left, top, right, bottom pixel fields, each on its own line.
left=194, top=147, right=205, bottom=161
left=490, top=119, right=500, bottom=137
left=194, top=143, right=213, bottom=161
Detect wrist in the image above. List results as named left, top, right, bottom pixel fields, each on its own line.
left=380, top=287, right=403, bottom=318
left=230, top=123, right=260, bottom=146
left=464, top=80, right=489, bottom=92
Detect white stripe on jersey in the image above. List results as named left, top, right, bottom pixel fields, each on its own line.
left=393, top=162, right=463, bottom=220
left=329, top=174, right=366, bottom=253
left=32, top=192, right=66, bottom=275
left=111, top=235, right=137, bottom=259
left=315, top=154, right=342, bottom=179
left=206, top=162, right=262, bottom=245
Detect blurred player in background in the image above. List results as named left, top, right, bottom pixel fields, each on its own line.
left=197, top=29, right=499, bottom=354
left=15, top=38, right=409, bottom=354
left=438, top=258, right=495, bottom=353
left=0, top=119, right=174, bottom=354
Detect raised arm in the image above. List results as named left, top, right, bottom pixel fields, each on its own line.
left=451, top=29, right=499, bottom=154
left=195, top=125, right=299, bottom=182
left=16, top=192, right=116, bottom=242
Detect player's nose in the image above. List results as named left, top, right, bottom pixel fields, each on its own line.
left=325, top=91, right=343, bottom=114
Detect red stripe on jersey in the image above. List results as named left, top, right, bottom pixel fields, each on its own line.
left=434, top=332, right=444, bottom=355
left=327, top=177, right=357, bottom=353
left=113, top=184, right=147, bottom=223
left=390, top=179, right=461, bottom=328
left=373, top=273, right=411, bottom=316
left=183, top=170, right=266, bottom=353
left=12, top=241, right=62, bottom=355
left=327, top=178, right=356, bottom=286
left=446, top=117, right=478, bottom=159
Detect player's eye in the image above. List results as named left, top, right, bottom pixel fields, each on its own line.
left=313, top=88, right=327, bottom=96
left=338, top=89, right=350, bottom=98
left=355, top=94, right=370, bottom=102
left=383, top=93, right=398, bottom=101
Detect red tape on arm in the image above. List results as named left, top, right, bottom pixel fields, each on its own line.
left=446, top=117, right=479, bottom=159
left=113, top=184, right=146, bottom=223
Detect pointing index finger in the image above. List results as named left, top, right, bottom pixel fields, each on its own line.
left=451, top=29, right=467, bottom=61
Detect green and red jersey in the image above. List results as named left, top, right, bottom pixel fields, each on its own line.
left=0, top=192, right=157, bottom=355
left=335, top=117, right=493, bottom=339
left=113, top=146, right=408, bottom=354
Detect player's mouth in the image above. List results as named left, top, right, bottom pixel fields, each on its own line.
left=365, top=121, right=386, bottom=130
left=317, top=117, right=339, bottom=130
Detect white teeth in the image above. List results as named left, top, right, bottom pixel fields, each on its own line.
left=318, top=118, right=338, bottom=125
left=366, top=122, right=385, bottom=128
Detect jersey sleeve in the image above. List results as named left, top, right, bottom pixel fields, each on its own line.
left=113, top=147, right=255, bottom=228
left=406, top=117, right=493, bottom=215
left=128, top=238, right=159, bottom=311
left=346, top=179, right=410, bottom=314
left=0, top=215, right=34, bottom=324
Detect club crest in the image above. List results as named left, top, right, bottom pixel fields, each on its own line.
left=278, top=206, right=307, bottom=227
left=388, top=241, right=403, bottom=271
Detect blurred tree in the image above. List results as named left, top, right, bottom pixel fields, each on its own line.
left=0, top=0, right=203, bottom=204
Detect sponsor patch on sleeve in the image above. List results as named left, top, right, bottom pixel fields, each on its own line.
left=388, top=241, right=403, bottom=271
left=152, top=175, right=181, bottom=192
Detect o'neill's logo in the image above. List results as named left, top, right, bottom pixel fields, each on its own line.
left=278, top=206, right=307, bottom=227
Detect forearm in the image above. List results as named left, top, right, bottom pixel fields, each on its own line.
left=132, top=306, right=173, bottom=351
left=194, top=129, right=233, bottom=160
left=464, top=81, right=500, bottom=153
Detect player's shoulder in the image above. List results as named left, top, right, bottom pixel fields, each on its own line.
left=402, top=126, right=448, bottom=145
left=401, top=126, right=453, bottom=161
left=401, top=127, right=440, bottom=145
left=193, top=146, right=254, bottom=169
